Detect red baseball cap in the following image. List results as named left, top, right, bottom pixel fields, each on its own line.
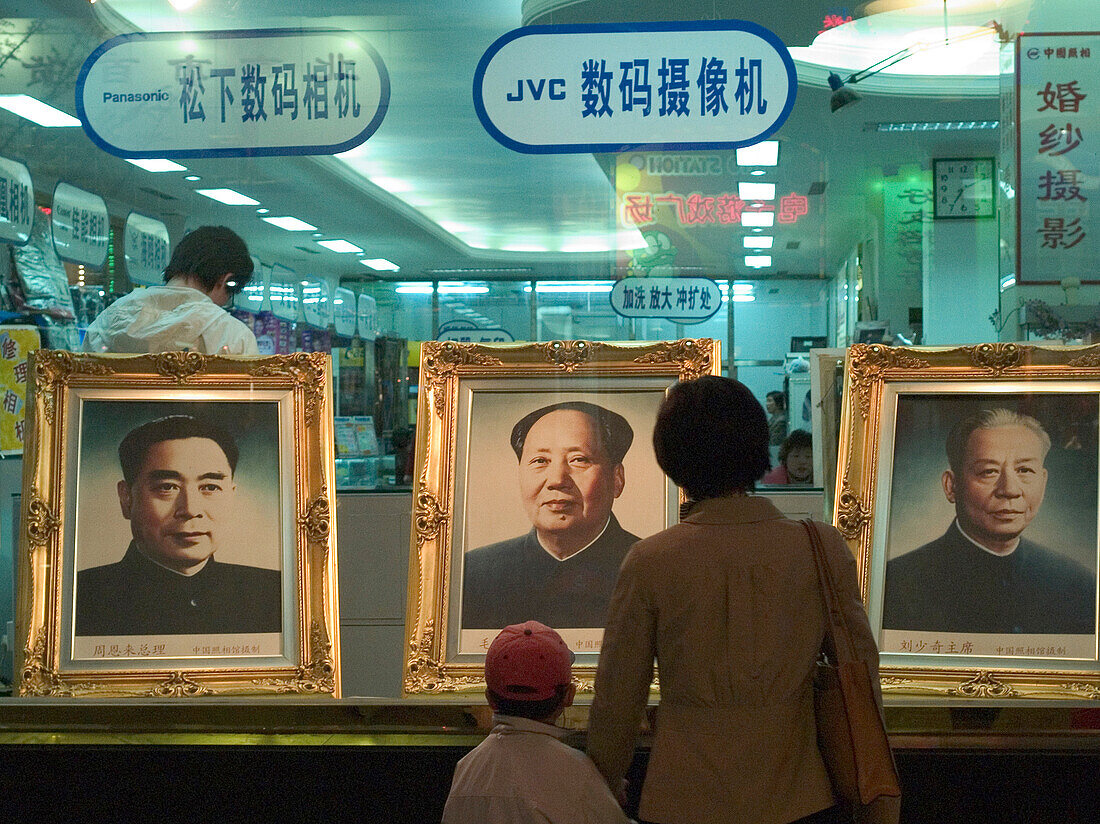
left=485, top=621, right=574, bottom=701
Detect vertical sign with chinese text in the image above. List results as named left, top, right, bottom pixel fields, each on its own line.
left=475, top=20, right=796, bottom=153
left=0, top=326, right=40, bottom=454
left=1017, top=33, right=1099, bottom=284
left=333, top=286, right=357, bottom=337
left=51, top=182, right=109, bottom=267
left=77, top=29, right=390, bottom=158
left=123, top=212, right=170, bottom=285
left=0, top=157, right=34, bottom=245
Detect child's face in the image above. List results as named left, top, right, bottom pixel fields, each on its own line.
left=785, top=446, right=813, bottom=483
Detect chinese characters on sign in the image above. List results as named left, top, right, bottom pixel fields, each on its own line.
left=1017, top=34, right=1099, bottom=283
left=0, top=156, right=34, bottom=245
left=475, top=20, right=796, bottom=153
left=77, top=29, right=390, bottom=158
left=881, top=628, right=1093, bottom=660
left=51, top=182, right=109, bottom=267
left=610, top=277, right=722, bottom=324
left=123, top=212, right=170, bottom=286
left=0, top=327, right=38, bottom=454
left=621, top=190, right=807, bottom=227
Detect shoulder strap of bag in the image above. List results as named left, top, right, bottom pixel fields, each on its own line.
left=802, top=519, right=857, bottom=664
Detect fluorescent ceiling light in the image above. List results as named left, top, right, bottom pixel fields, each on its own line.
left=745, top=255, right=772, bottom=268
left=256, top=207, right=270, bottom=214
left=730, top=294, right=756, bottom=302
left=742, top=212, right=775, bottom=228
left=736, top=141, right=778, bottom=166
left=361, top=258, right=400, bottom=271
left=125, top=158, right=187, bottom=172
left=529, top=281, right=614, bottom=293
left=876, top=120, right=998, bottom=132
left=184, top=175, right=201, bottom=181
left=262, top=216, right=317, bottom=231
left=738, top=182, right=776, bottom=200
left=169, top=0, right=201, bottom=10
left=750, top=169, right=766, bottom=176
left=0, top=94, right=81, bottom=127
left=730, top=282, right=754, bottom=295
left=195, top=188, right=259, bottom=206
left=743, top=236, right=774, bottom=249
left=395, top=284, right=433, bottom=294
left=371, top=176, right=413, bottom=193
left=317, top=239, right=363, bottom=253
left=439, top=283, right=489, bottom=294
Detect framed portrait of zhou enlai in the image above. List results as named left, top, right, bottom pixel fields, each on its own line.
left=16, top=351, right=340, bottom=697
left=403, top=339, right=720, bottom=695
left=837, top=343, right=1100, bottom=700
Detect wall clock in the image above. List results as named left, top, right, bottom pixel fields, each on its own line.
left=932, top=157, right=995, bottom=219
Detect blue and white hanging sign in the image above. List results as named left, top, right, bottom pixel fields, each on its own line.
left=76, top=29, right=390, bottom=158
left=123, top=212, right=170, bottom=286
left=0, top=157, right=33, bottom=245
left=234, top=256, right=268, bottom=313
left=51, top=182, right=109, bottom=267
left=333, top=286, right=357, bottom=336
left=610, top=276, right=722, bottom=324
left=357, top=293, right=378, bottom=339
left=437, top=319, right=515, bottom=343
left=301, top=279, right=333, bottom=328
left=474, top=20, right=796, bottom=154
left=269, top=264, right=300, bottom=322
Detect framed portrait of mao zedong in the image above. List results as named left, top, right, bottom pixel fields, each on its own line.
left=15, top=351, right=340, bottom=697
left=836, top=343, right=1100, bottom=702
left=403, top=338, right=720, bottom=695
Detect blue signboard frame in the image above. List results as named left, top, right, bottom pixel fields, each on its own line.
left=473, top=19, right=797, bottom=155
left=75, top=28, right=391, bottom=159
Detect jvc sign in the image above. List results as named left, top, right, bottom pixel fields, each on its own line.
left=474, top=20, right=796, bottom=154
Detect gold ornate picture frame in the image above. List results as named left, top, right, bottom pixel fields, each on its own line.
left=837, top=343, right=1100, bottom=700
left=404, top=339, right=719, bottom=695
left=16, top=351, right=340, bottom=697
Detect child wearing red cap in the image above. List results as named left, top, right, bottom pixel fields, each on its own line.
left=442, top=621, right=631, bottom=824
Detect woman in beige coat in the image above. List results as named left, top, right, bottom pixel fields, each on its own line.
left=586, top=376, right=884, bottom=824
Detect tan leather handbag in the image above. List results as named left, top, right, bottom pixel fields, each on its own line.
left=803, top=520, right=901, bottom=824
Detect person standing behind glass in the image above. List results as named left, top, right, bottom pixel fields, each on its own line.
left=586, top=376, right=888, bottom=824
left=83, top=225, right=258, bottom=355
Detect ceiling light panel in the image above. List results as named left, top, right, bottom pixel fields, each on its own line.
left=742, top=212, right=775, bottom=228
left=195, top=188, right=259, bottom=205
left=743, top=236, right=774, bottom=249
left=263, top=216, right=318, bottom=231
left=361, top=258, right=400, bottom=271
left=0, top=94, right=81, bottom=127
left=735, top=141, right=779, bottom=166
left=745, top=255, right=772, bottom=267
left=317, top=239, right=363, bottom=253
left=738, top=182, right=776, bottom=200
left=125, top=158, right=188, bottom=172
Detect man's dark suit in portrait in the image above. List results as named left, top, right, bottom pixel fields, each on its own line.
left=882, top=408, right=1096, bottom=635
left=75, top=415, right=281, bottom=636
left=462, top=402, right=642, bottom=629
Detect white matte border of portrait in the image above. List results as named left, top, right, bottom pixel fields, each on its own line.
left=403, top=338, right=720, bottom=696
left=15, top=351, right=341, bottom=698
left=836, top=343, right=1100, bottom=701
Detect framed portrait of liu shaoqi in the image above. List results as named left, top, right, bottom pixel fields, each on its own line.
left=837, top=342, right=1100, bottom=701
left=15, top=351, right=340, bottom=697
left=403, top=339, right=720, bottom=695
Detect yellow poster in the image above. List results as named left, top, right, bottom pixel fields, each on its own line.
left=0, top=325, right=40, bottom=454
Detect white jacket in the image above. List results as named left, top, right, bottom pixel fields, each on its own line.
left=82, top=284, right=258, bottom=355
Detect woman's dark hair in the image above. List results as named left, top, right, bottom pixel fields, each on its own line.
left=779, top=429, right=813, bottom=465
left=164, top=225, right=254, bottom=294
left=653, top=376, right=770, bottom=500
left=766, top=390, right=786, bottom=411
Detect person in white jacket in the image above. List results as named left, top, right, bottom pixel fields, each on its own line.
left=83, top=225, right=258, bottom=355
left=443, top=621, right=631, bottom=824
